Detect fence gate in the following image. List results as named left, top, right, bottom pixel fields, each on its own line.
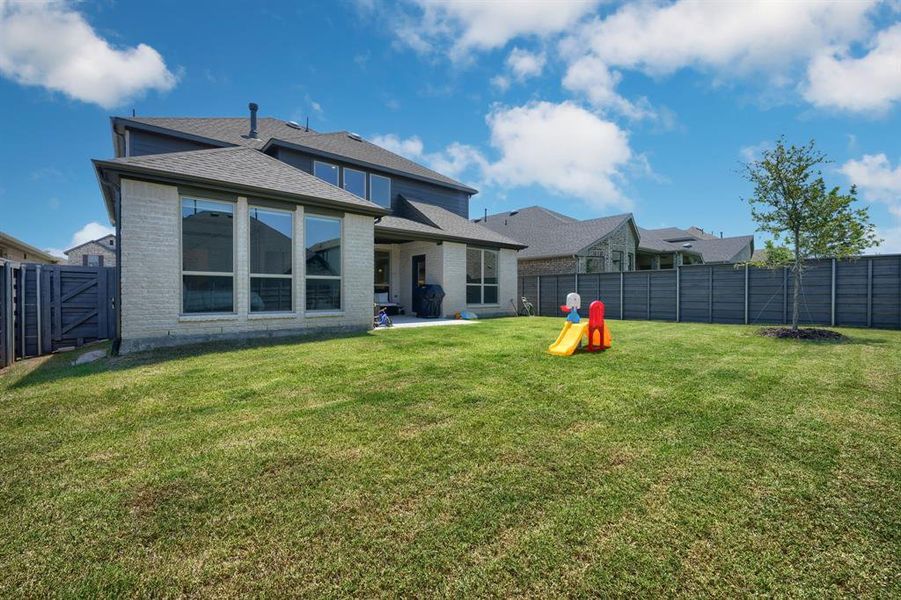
left=0, top=263, right=116, bottom=368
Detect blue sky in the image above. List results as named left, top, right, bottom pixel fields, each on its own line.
left=1, top=0, right=900, bottom=255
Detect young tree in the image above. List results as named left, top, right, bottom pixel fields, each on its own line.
left=743, top=138, right=879, bottom=331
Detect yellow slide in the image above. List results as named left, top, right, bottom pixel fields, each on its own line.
left=547, top=321, right=589, bottom=356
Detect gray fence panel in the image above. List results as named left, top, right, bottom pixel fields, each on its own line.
left=835, top=259, right=868, bottom=327
left=793, top=259, right=831, bottom=325
left=711, top=264, right=745, bottom=324
left=598, top=274, right=622, bottom=318
left=576, top=273, right=600, bottom=308
left=748, top=267, right=787, bottom=324
left=622, top=272, right=648, bottom=320
left=538, top=275, right=557, bottom=316
left=871, top=256, right=901, bottom=329
left=679, top=266, right=711, bottom=322
left=521, top=276, right=537, bottom=313
left=649, top=270, right=677, bottom=321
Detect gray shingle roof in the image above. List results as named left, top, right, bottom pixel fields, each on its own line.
left=636, top=228, right=684, bottom=253
left=94, top=146, right=387, bottom=218
left=681, top=236, right=754, bottom=263
left=375, top=197, right=525, bottom=249
left=269, top=132, right=477, bottom=193
left=119, top=116, right=476, bottom=193
left=122, top=116, right=319, bottom=148
left=480, top=209, right=633, bottom=260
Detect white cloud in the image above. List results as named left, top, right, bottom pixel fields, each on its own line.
left=485, top=101, right=633, bottom=208
left=369, top=133, right=425, bottom=159
left=45, top=221, right=115, bottom=258
left=872, top=226, right=901, bottom=253
left=803, top=24, right=901, bottom=114
left=395, top=0, right=600, bottom=59
left=490, top=74, right=510, bottom=92
left=372, top=101, right=636, bottom=208
left=0, top=0, right=177, bottom=108
left=739, top=140, right=772, bottom=163
left=840, top=153, right=901, bottom=217
left=559, top=0, right=887, bottom=115
left=506, top=47, right=546, bottom=80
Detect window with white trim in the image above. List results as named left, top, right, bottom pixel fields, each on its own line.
left=369, top=174, right=391, bottom=208
left=305, top=215, right=342, bottom=311
left=313, top=161, right=339, bottom=186
left=181, top=197, right=234, bottom=313
left=466, top=247, right=499, bottom=305
left=249, top=206, right=293, bottom=312
left=343, top=167, right=366, bottom=198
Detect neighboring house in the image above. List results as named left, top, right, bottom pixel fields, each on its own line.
left=65, top=234, right=117, bottom=267
left=93, top=103, right=524, bottom=353
left=477, top=206, right=753, bottom=276
left=0, top=231, right=59, bottom=265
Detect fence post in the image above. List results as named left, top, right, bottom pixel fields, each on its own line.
left=744, top=263, right=749, bottom=325
left=1, top=263, right=10, bottom=368
left=708, top=267, right=713, bottom=323
left=867, top=258, right=873, bottom=328
left=620, top=272, right=624, bottom=320
left=830, top=258, right=836, bottom=327
left=536, top=275, right=541, bottom=317
left=676, top=267, right=680, bottom=322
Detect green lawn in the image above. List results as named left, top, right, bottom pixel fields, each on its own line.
left=1, top=318, right=899, bottom=597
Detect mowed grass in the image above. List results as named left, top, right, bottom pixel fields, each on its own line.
left=1, top=318, right=899, bottom=597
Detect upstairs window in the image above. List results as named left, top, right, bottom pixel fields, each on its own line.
left=305, top=215, right=342, bottom=311
left=313, top=161, right=339, bottom=186
left=249, top=206, right=293, bottom=313
left=369, top=174, right=391, bottom=208
left=343, top=168, right=366, bottom=198
left=466, top=248, right=499, bottom=305
left=612, top=250, right=624, bottom=272
left=181, top=197, right=234, bottom=313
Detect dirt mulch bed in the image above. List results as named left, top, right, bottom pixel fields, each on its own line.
left=758, top=327, right=847, bottom=341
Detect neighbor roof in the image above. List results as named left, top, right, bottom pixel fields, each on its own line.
left=0, top=231, right=59, bottom=264
left=115, top=116, right=477, bottom=194
left=375, top=197, right=525, bottom=249
left=65, top=234, right=115, bottom=255
left=681, top=236, right=755, bottom=263
left=93, top=146, right=388, bottom=224
left=480, top=210, right=635, bottom=260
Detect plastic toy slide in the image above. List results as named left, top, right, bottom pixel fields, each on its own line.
left=548, top=321, right=589, bottom=356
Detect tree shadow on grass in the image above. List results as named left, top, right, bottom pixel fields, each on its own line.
left=5, top=329, right=375, bottom=391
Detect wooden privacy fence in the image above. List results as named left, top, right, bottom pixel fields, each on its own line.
left=519, top=255, right=901, bottom=330
left=0, top=263, right=117, bottom=368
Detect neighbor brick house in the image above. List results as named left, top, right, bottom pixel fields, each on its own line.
left=65, top=234, right=117, bottom=267
left=476, top=206, right=753, bottom=276
left=93, top=103, right=524, bottom=353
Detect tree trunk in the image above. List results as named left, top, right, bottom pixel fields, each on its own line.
left=792, top=230, right=801, bottom=331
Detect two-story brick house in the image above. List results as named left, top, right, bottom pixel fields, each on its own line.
left=93, top=103, right=524, bottom=353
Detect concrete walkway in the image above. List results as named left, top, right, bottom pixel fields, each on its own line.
left=373, top=315, right=478, bottom=329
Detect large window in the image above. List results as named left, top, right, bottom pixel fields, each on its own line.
left=313, top=161, right=339, bottom=186
left=249, top=206, right=293, bottom=312
left=343, top=168, right=366, bottom=198
left=182, top=197, right=234, bottom=313
left=374, top=250, right=390, bottom=299
left=369, top=174, right=391, bottom=208
left=305, top=215, right=342, bottom=311
left=466, top=248, right=498, bottom=305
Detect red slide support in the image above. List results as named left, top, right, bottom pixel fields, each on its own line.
left=585, top=300, right=611, bottom=352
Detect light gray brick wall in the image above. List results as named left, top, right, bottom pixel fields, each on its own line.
left=398, top=241, right=444, bottom=315
left=442, top=242, right=466, bottom=316
left=66, top=240, right=117, bottom=266
left=119, top=178, right=373, bottom=353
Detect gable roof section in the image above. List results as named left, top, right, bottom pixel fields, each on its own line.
left=94, top=146, right=388, bottom=224
left=682, top=236, right=754, bottom=263
left=0, top=231, right=59, bottom=264
left=114, top=116, right=477, bottom=194
left=637, top=227, right=685, bottom=253
left=266, top=133, right=477, bottom=194
left=65, top=234, right=115, bottom=255
left=477, top=206, right=578, bottom=248
left=375, top=196, right=525, bottom=249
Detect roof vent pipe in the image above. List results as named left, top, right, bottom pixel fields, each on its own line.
left=248, top=102, right=259, bottom=138
left=484, top=208, right=487, bottom=222
left=720, top=231, right=723, bottom=238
